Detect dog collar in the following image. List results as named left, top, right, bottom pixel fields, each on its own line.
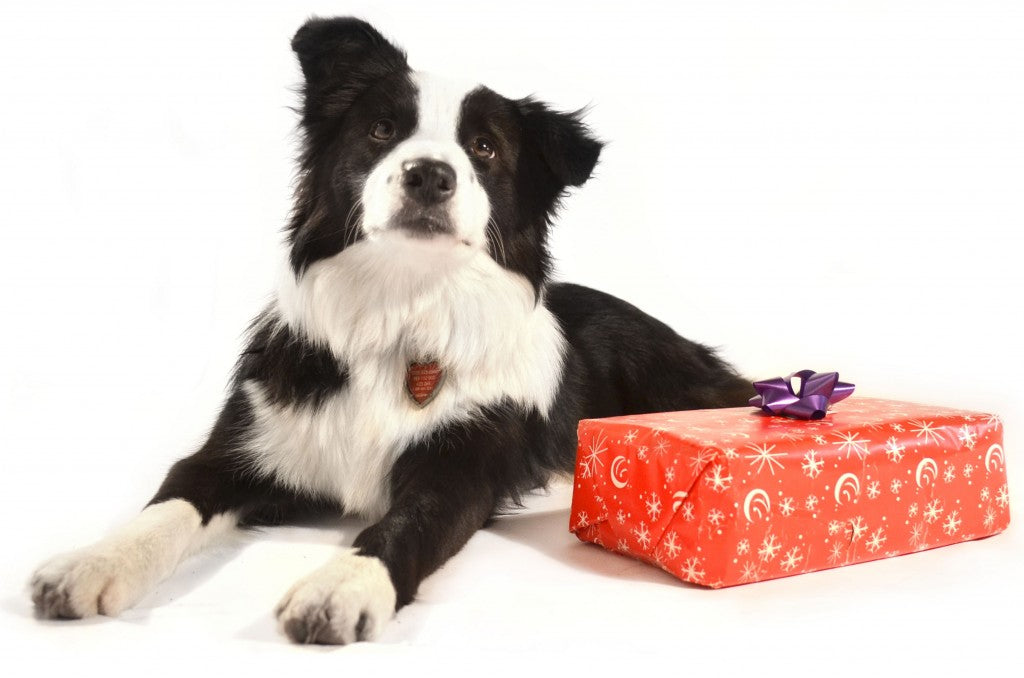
left=406, top=360, right=445, bottom=407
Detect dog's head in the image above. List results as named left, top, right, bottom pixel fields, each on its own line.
left=287, top=18, right=602, bottom=295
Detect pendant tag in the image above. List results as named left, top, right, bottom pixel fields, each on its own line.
left=406, top=361, right=445, bottom=407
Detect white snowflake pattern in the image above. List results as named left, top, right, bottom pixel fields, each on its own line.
left=637, top=445, right=649, bottom=458
left=910, top=419, right=943, bottom=445
left=722, top=447, right=739, bottom=460
left=908, top=502, right=919, bottom=518
left=924, top=499, right=943, bottom=524
left=833, top=431, right=870, bottom=460
left=707, top=508, right=725, bottom=527
left=805, top=495, right=819, bottom=511
left=780, top=547, right=803, bottom=571
left=801, top=450, right=824, bottom=479
left=736, top=539, right=751, bottom=555
left=957, top=425, right=977, bottom=449
left=645, top=493, right=662, bottom=520
left=680, top=556, right=705, bottom=582
left=665, top=467, right=676, bottom=483
left=983, top=508, right=997, bottom=530
left=943, top=510, right=961, bottom=536
left=910, top=523, right=927, bottom=549
left=653, top=438, right=671, bottom=457
left=758, top=534, right=782, bottom=561
left=827, top=519, right=843, bottom=536
left=996, top=485, right=1010, bottom=509
left=827, top=542, right=846, bottom=565
left=681, top=501, right=696, bottom=521
left=574, top=511, right=589, bottom=530
left=884, top=436, right=906, bottom=463
left=739, top=561, right=761, bottom=583
left=984, top=414, right=1002, bottom=429
left=866, top=528, right=887, bottom=552
left=703, top=464, right=733, bottom=492
left=778, top=497, right=796, bottom=517
left=662, top=531, right=682, bottom=560
left=617, top=539, right=629, bottom=552
left=633, top=521, right=652, bottom=549
left=980, top=487, right=991, bottom=502
left=866, top=481, right=881, bottom=499
left=846, top=516, right=868, bottom=542
left=578, top=431, right=607, bottom=479
left=962, top=463, right=974, bottom=479
left=616, top=509, right=626, bottom=525
left=891, top=423, right=905, bottom=432
left=943, top=465, right=956, bottom=484
left=688, top=447, right=717, bottom=473
left=745, top=443, right=786, bottom=476
left=623, top=429, right=638, bottom=444
left=890, top=479, right=903, bottom=494
left=813, top=435, right=827, bottom=445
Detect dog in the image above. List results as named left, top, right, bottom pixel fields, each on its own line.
left=30, top=17, right=752, bottom=644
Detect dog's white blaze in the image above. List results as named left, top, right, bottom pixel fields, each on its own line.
left=258, top=243, right=566, bottom=518
left=31, top=500, right=237, bottom=617
left=361, top=72, right=490, bottom=248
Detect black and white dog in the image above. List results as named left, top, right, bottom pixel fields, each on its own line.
left=31, top=18, right=751, bottom=644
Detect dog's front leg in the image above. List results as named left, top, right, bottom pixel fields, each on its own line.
left=276, top=426, right=503, bottom=644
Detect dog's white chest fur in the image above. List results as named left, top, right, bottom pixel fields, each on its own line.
left=243, top=238, right=565, bottom=518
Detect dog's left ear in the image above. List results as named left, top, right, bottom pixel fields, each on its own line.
left=520, top=100, right=603, bottom=188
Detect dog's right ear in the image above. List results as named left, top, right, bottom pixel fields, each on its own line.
left=292, top=17, right=407, bottom=122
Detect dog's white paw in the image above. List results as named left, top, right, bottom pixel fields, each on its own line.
left=30, top=545, right=159, bottom=619
left=276, top=551, right=397, bottom=645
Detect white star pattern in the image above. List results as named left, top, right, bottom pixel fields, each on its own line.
left=983, top=508, right=997, bottom=530
left=617, top=539, right=629, bottom=552
left=866, top=481, right=881, bottom=499
left=652, top=438, right=671, bottom=457
left=778, top=497, right=795, bottom=517
left=623, top=429, right=638, bottom=444
left=805, top=495, right=819, bottom=511
left=828, top=542, right=846, bottom=565
left=680, top=557, right=705, bottom=582
left=924, top=499, right=943, bottom=523
left=707, top=508, right=725, bottom=527
left=846, top=516, right=868, bottom=542
left=813, top=435, right=827, bottom=445
left=890, top=479, right=903, bottom=494
left=688, top=447, right=716, bottom=473
left=910, top=419, right=943, bottom=445
left=957, top=425, right=977, bottom=449
left=984, top=414, right=1002, bottom=428
left=828, top=520, right=843, bottom=536
left=745, top=443, right=786, bottom=476
left=645, top=493, right=662, bottom=520
left=665, top=467, right=675, bottom=483
left=736, top=539, right=751, bottom=555
left=943, top=510, right=961, bottom=536
left=780, top=547, right=803, bottom=571
left=722, top=447, right=739, bottom=460
left=908, top=502, right=919, bottom=518
left=681, top=501, right=696, bottom=521
left=579, top=431, right=607, bottom=479
left=943, top=465, right=956, bottom=484
left=981, top=487, right=991, bottom=502
left=866, top=528, right=887, bottom=552
left=996, top=485, right=1009, bottom=509
left=574, top=511, right=589, bottom=530
left=801, top=450, right=824, bottom=479
left=739, top=561, right=760, bottom=583
left=758, top=534, right=782, bottom=561
left=662, top=531, right=682, bottom=560
left=963, top=463, right=974, bottom=479
left=616, top=509, right=626, bottom=525
left=833, top=431, right=870, bottom=459
left=704, top=464, right=733, bottom=492
left=910, top=523, right=927, bottom=549
left=891, top=423, right=905, bottom=432
left=633, top=521, right=652, bottom=549
left=884, top=436, right=906, bottom=463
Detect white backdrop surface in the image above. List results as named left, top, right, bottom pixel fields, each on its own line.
left=1, top=0, right=1021, bottom=673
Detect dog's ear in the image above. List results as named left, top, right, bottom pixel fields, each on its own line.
left=520, top=100, right=603, bottom=188
left=292, top=17, right=407, bottom=121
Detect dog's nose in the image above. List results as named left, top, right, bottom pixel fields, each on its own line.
left=401, top=159, right=456, bottom=205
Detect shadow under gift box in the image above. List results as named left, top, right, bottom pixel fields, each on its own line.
left=569, top=397, right=1010, bottom=587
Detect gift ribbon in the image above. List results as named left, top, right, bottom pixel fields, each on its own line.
left=749, top=370, right=854, bottom=420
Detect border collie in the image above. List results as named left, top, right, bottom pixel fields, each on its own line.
left=30, top=18, right=751, bottom=644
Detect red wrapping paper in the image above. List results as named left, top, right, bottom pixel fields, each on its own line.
left=570, top=397, right=1009, bottom=587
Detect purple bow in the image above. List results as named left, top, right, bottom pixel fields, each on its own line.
left=749, top=370, right=855, bottom=420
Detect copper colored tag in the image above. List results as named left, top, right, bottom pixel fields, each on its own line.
left=406, top=361, right=445, bottom=407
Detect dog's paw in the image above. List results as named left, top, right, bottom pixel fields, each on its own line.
left=275, top=551, right=397, bottom=645
left=30, top=545, right=157, bottom=619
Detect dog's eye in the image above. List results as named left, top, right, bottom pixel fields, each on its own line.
left=370, top=119, right=396, bottom=141
left=470, top=137, right=496, bottom=160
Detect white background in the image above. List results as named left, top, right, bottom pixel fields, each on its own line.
left=1, top=0, right=1022, bottom=673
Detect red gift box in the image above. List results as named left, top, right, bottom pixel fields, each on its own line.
left=570, top=397, right=1009, bottom=587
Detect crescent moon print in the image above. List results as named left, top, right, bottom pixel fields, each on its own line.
left=985, top=444, right=1004, bottom=472
left=916, top=458, right=938, bottom=488
left=610, top=456, right=629, bottom=489
left=672, top=491, right=688, bottom=512
left=834, top=473, right=860, bottom=504
left=743, top=489, right=770, bottom=522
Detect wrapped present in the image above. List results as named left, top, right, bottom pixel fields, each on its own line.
left=570, top=396, right=1009, bottom=587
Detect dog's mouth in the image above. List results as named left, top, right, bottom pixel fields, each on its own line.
left=388, top=208, right=473, bottom=247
